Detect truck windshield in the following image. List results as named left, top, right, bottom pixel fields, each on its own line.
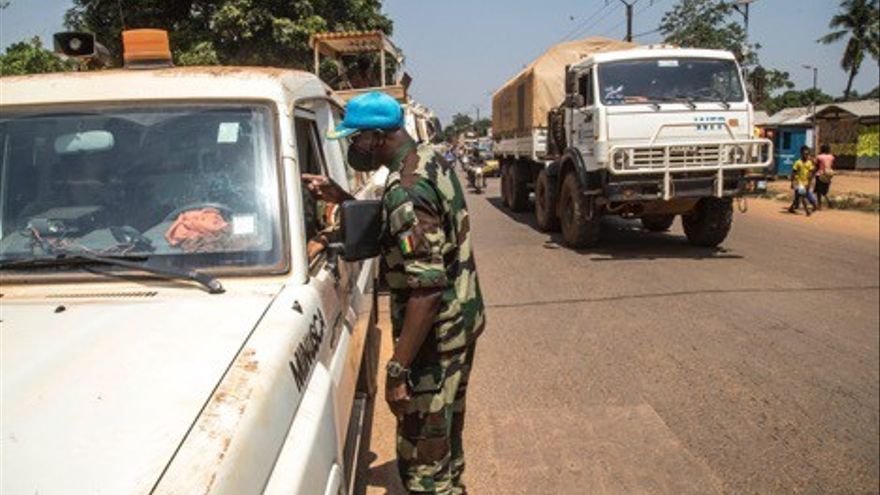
left=598, top=58, right=744, bottom=105
left=0, top=104, right=284, bottom=272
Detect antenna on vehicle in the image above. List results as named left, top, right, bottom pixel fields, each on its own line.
left=116, top=0, right=127, bottom=29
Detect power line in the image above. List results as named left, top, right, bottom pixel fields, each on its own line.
left=567, top=3, right=623, bottom=41
left=633, top=27, right=662, bottom=39
left=557, top=1, right=612, bottom=43
left=599, top=0, right=664, bottom=40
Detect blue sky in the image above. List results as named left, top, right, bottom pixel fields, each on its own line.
left=2, top=0, right=879, bottom=124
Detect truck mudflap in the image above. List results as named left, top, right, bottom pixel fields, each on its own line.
left=607, top=122, right=773, bottom=201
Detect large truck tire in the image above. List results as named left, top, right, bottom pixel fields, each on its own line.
left=641, top=214, right=676, bottom=232
left=559, top=173, right=600, bottom=248
left=682, top=197, right=733, bottom=247
left=500, top=162, right=512, bottom=208
left=508, top=162, right=530, bottom=212
left=535, top=169, right=560, bottom=231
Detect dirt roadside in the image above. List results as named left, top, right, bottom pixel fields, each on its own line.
left=767, top=171, right=879, bottom=197
left=745, top=195, right=880, bottom=241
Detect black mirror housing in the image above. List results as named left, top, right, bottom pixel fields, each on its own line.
left=564, top=94, right=585, bottom=108
left=339, top=199, right=382, bottom=262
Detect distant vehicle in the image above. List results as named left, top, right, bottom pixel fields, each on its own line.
left=1, top=29, right=384, bottom=495
left=493, top=37, right=772, bottom=248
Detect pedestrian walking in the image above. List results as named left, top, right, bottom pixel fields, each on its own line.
left=789, top=146, right=817, bottom=216
left=813, top=144, right=836, bottom=210
left=303, top=91, right=485, bottom=495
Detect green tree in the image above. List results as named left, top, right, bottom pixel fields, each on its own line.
left=818, top=0, right=880, bottom=100
left=473, top=118, right=491, bottom=137
left=659, top=0, right=755, bottom=64
left=748, top=66, right=795, bottom=110
left=766, top=88, right=834, bottom=114
left=451, top=113, right=473, bottom=130
left=0, top=37, right=75, bottom=76
left=64, top=0, right=392, bottom=70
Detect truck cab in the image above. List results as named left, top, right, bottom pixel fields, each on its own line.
left=545, top=47, right=772, bottom=247
left=1, top=31, right=381, bottom=495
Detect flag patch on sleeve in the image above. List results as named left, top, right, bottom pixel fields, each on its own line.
left=399, top=230, right=416, bottom=255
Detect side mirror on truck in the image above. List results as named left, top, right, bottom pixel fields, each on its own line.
left=338, top=199, right=383, bottom=262
left=564, top=94, right=585, bottom=108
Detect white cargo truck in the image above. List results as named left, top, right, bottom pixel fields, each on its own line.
left=493, top=38, right=772, bottom=248
left=1, top=30, right=385, bottom=494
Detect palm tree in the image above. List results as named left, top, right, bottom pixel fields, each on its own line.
left=818, top=0, right=880, bottom=100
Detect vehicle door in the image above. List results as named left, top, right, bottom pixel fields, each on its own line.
left=569, top=67, right=598, bottom=168
left=295, top=111, right=352, bottom=359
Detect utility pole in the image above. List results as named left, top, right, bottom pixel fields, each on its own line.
left=803, top=64, right=819, bottom=151
left=733, top=0, right=755, bottom=36
left=619, top=0, right=636, bottom=42
left=733, top=1, right=759, bottom=96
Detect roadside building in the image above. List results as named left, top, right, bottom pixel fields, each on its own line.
left=815, top=99, right=880, bottom=170
left=762, top=106, right=814, bottom=176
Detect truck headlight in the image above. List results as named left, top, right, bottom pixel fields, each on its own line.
left=726, top=145, right=746, bottom=164
left=613, top=149, right=628, bottom=168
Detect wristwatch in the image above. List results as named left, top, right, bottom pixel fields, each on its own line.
left=386, top=360, right=409, bottom=379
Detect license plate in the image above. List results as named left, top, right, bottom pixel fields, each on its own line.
left=757, top=180, right=768, bottom=190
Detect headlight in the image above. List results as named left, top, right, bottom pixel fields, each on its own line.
left=725, top=145, right=746, bottom=163
left=613, top=150, right=628, bottom=168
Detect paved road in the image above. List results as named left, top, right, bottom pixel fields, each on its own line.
left=366, top=174, right=879, bottom=495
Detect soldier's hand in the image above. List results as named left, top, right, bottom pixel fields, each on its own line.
left=301, top=174, right=351, bottom=204
left=385, top=376, right=411, bottom=419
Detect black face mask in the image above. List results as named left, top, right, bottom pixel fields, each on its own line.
left=347, top=143, right=377, bottom=172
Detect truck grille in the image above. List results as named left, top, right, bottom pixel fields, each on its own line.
left=631, top=145, right=723, bottom=168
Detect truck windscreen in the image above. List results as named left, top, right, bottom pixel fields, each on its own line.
left=598, top=58, right=744, bottom=106
left=0, top=104, right=284, bottom=272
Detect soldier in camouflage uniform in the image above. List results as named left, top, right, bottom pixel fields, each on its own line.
left=306, top=92, right=485, bottom=494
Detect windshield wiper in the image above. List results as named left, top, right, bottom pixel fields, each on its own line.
left=675, top=95, right=697, bottom=110
left=0, top=251, right=224, bottom=294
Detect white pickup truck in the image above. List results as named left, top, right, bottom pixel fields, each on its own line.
left=494, top=41, right=772, bottom=248
left=0, top=30, right=384, bottom=495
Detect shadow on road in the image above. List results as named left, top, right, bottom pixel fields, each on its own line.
left=485, top=196, right=743, bottom=261
left=365, top=459, right=406, bottom=495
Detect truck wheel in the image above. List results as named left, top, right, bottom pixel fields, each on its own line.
left=508, top=162, right=530, bottom=212
left=682, top=198, right=733, bottom=247
left=501, top=162, right=511, bottom=207
left=559, top=173, right=600, bottom=248
left=641, top=214, right=676, bottom=232
left=535, top=169, right=560, bottom=231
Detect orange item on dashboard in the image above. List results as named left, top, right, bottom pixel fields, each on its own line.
left=164, top=208, right=230, bottom=249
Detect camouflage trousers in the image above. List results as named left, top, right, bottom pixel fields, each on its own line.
left=397, top=343, right=476, bottom=494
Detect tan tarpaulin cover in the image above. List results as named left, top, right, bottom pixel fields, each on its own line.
left=492, top=37, right=637, bottom=138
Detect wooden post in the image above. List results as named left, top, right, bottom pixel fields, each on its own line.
left=380, top=35, right=387, bottom=87
left=313, top=44, right=319, bottom=75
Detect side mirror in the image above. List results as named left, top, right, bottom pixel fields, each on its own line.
left=564, top=94, right=585, bottom=108
left=564, top=66, right=574, bottom=94
left=339, top=199, right=382, bottom=262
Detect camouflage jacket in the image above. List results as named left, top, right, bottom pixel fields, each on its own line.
left=381, top=144, right=485, bottom=354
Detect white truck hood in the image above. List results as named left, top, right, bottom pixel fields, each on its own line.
left=1, top=288, right=278, bottom=495
left=604, top=105, right=751, bottom=143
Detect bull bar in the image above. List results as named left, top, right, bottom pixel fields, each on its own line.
left=607, top=122, right=773, bottom=201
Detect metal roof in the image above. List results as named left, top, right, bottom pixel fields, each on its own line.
left=761, top=99, right=880, bottom=127
left=309, top=30, right=402, bottom=61
left=753, top=110, right=771, bottom=126
left=816, top=99, right=880, bottom=120
left=763, top=106, right=813, bottom=126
